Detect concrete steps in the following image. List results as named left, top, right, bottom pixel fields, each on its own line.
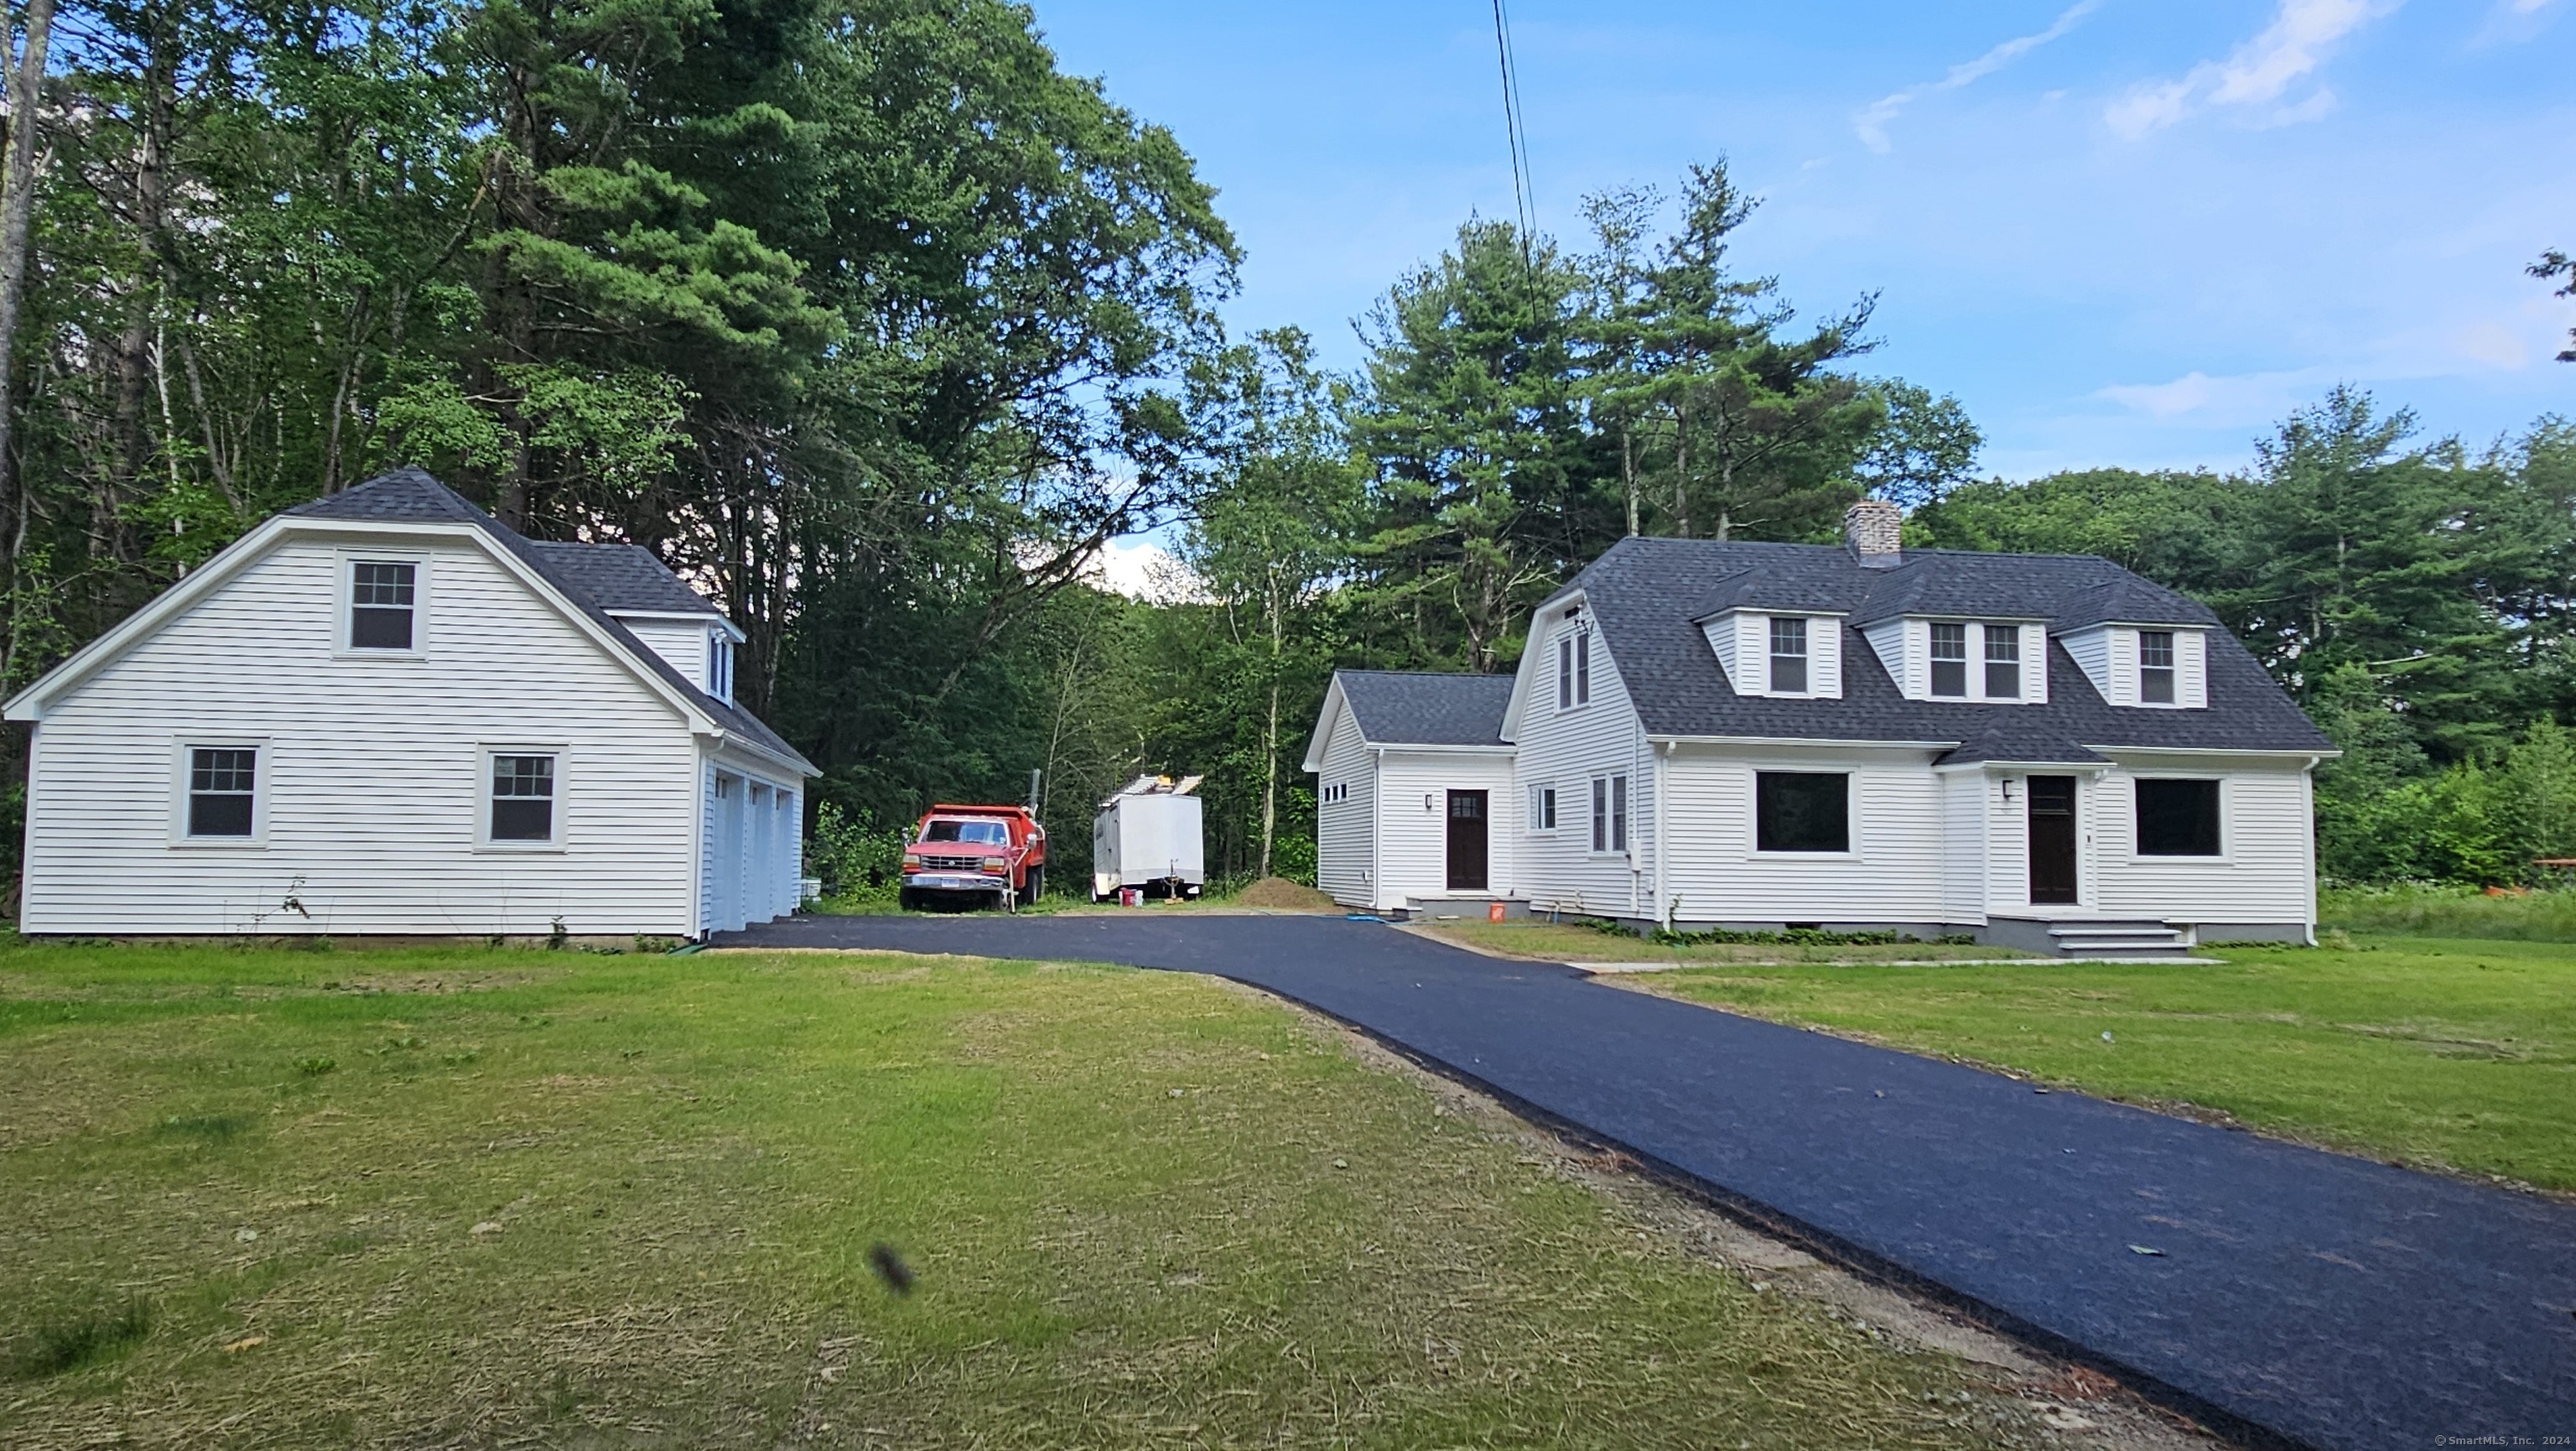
left=2043, top=919, right=2196, bottom=959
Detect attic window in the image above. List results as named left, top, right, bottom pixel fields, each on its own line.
left=2140, top=632, right=2177, bottom=705
left=1768, top=617, right=1808, bottom=694
left=349, top=561, right=416, bottom=650
left=708, top=634, right=735, bottom=702
left=1557, top=628, right=1591, bottom=710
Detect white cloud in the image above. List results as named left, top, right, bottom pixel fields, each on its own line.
left=1085, top=536, right=1208, bottom=603
left=2095, top=366, right=2343, bottom=424
left=2105, top=0, right=2394, bottom=139
left=1853, top=1, right=2101, bottom=153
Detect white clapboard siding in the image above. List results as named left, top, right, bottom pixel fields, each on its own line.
left=1373, top=751, right=1516, bottom=909
left=621, top=617, right=714, bottom=693
left=2060, top=627, right=2116, bottom=705
left=20, top=538, right=706, bottom=937
left=1513, top=622, right=1654, bottom=918
left=1314, top=705, right=1375, bottom=907
left=1940, top=769, right=1988, bottom=923
left=1661, top=746, right=1945, bottom=925
left=2093, top=759, right=2312, bottom=926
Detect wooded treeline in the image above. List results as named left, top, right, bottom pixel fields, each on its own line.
left=0, top=0, right=2566, bottom=894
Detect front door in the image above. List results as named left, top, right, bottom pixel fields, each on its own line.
left=1446, top=790, right=1488, bottom=892
left=2027, top=775, right=2079, bottom=906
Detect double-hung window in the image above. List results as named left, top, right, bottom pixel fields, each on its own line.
left=1557, top=628, right=1592, bottom=710
left=2139, top=631, right=2177, bottom=705
left=1929, top=622, right=1967, bottom=697
left=1768, top=617, right=1808, bottom=694
left=1527, top=783, right=1557, bottom=833
left=488, top=753, right=558, bottom=844
left=1589, top=775, right=1628, bottom=853
left=349, top=561, right=417, bottom=650
left=708, top=633, right=735, bottom=702
left=1982, top=624, right=2020, bottom=699
left=186, top=746, right=258, bottom=838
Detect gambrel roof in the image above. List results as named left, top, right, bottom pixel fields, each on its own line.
left=285, top=469, right=808, bottom=771
left=1526, top=536, right=2327, bottom=761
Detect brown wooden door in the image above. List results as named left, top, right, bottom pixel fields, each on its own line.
left=1446, top=790, right=1488, bottom=892
left=2028, top=775, right=2079, bottom=906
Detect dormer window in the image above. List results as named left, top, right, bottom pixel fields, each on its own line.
left=708, top=633, right=735, bottom=703
left=1768, top=617, right=1808, bottom=694
left=2140, top=632, right=2176, bottom=704
left=1983, top=624, right=2020, bottom=699
left=349, top=561, right=416, bottom=650
left=1929, top=623, right=1967, bottom=697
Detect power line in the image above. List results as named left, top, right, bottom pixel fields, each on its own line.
left=1490, top=0, right=1535, bottom=267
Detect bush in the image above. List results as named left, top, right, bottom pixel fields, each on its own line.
left=806, top=803, right=910, bottom=901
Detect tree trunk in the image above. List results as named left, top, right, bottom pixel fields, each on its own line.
left=1670, top=397, right=1692, bottom=538
left=0, top=0, right=55, bottom=510
left=1257, top=577, right=1281, bottom=879
left=1619, top=416, right=1638, bottom=537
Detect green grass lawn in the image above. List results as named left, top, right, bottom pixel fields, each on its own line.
left=1632, top=935, right=2576, bottom=1193
left=1422, top=918, right=2025, bottom=966
left=0, top=939, right=2029, bottom=1449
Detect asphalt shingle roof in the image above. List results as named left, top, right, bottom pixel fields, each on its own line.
left=288, top=468, right=813, bottom=772
left=1334, top=669, right=1514, bottom=747
left=1540, top=536, right=2326, bottom=757
left=527, top=542, right=724, bottom=617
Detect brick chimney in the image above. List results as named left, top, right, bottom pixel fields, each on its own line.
left=1844, top=498, right=1903, bottom=566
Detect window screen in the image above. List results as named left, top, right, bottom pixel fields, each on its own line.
left=351, top=561, right=416, bottom=650
left=187, top=747, right=257, bottom=837
left=1983, top=624, right=2020, bottom=699
left=1929, top=622, right=1966, bottom=697
left=2140, top=631, right=2177, bottom=705
left=2135, top=778, right=2220, bottom=856
left=490, top=754, right=556, bottom=841
left=1768, top=616, right=1808, bottom=694
left=1756, top=772, right=1848, bottom=853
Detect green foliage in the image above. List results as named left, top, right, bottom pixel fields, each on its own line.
left=11, top=1303, right=151, bottom=1381
left=804, top=802, right=908, bottom=898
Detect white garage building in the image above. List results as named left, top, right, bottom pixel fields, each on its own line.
left=4, top=467, right=817, bottom=941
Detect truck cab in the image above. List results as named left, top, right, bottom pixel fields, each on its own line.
left=899, top=804, right=1047, bottom=910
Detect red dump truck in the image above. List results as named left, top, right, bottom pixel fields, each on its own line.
left=897, top=803, right=1047, bottom=911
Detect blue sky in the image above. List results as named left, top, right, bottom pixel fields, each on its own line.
left=1033, top=0, right=2576, bottom=483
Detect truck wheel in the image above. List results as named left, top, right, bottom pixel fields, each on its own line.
left=897, top=887, right=919, bottom=912
left=1022, top=865, right=1045, bottom=907
left=995, top=887, right=1013, bottom=913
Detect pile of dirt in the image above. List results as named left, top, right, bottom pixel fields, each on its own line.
left=1230, top=877, right=1336, bottom=912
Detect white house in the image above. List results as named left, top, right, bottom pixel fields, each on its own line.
left=4, top=467, right=818, bottom=941
left=1305, top=501, right=2334, bottom=954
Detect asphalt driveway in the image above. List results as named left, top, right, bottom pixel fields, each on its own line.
left=715, top=912, right=2576, bottom=1450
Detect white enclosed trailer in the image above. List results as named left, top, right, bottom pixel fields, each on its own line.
left=1092, top=774, right=1207, bottom=900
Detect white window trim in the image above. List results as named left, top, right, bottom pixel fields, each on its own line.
left=1557, top=623, right=1593, bottom=712
left=1916, top=617, right=2044, bottom=704
left=1526, top=782, right=1557, bottom=835
left=333, top=549, right=431, bottom=659
left=476, top=743, right=569, bottom=852
left=168, top=736, right=271, bottom=848
left=2124, top=772, right=2231, bottom=863
left=2129, top=628, right=2196, bottom=710
left=1587, top=773, right=1628, bottom=856
left=1748, top=767, right=1861, bottom=861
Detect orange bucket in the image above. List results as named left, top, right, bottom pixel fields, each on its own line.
left=1487, top=901, right=1507, bottom=923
